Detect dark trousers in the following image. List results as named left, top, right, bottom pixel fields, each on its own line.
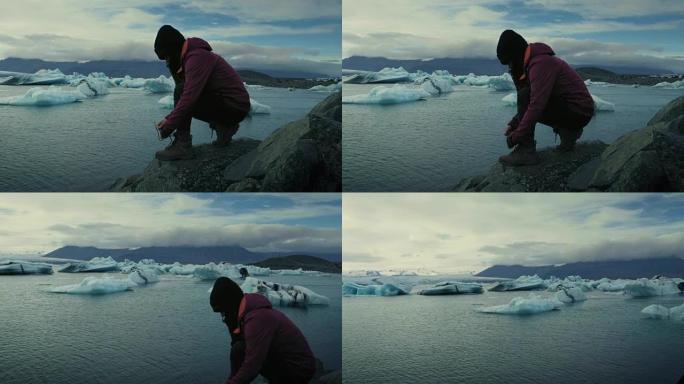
left=173, top=81, right=248, bottom=139
left=230, top=338, right=246, bottom=377
left=515, top=86, right=592, bottom=140
left=229, top=339, right=312, bottom=384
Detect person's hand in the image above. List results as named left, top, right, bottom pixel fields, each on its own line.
left=504, top=124, right=515, bottom=136
left=156, top=119, right=173, bottom=139
left=506, top=134, right=515, bottom=149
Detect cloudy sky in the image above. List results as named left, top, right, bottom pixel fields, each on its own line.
left=343, top=194, right=684, bottom=273
left=0, top=194, right=341, bottom=255
left=0, top=0, right=341, bottom=76
left=344, top=0, right=684, bottom=72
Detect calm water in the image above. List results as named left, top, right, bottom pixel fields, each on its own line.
left=343, top=280, right=684, bottom=384
left=0, top=86, right=328, bottom=191
left=0, top=271, right=341, bottom=384
left=342, top=84, right=684, bottom=191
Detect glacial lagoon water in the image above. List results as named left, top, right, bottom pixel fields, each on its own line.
left=342, top=279, right=684, bottom=384
left=342, top=83, right=684, bottom=191
left=0, top=85, right=328, bottom=191
left=0, top=271, right=341, bottom=384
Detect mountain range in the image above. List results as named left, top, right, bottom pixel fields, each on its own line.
left=43, top=245, right=341, bottom=264
left=476, top=257, right=684, bottom=279
left=343, top=56, right=675, bottom=76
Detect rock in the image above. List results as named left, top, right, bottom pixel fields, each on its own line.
left=456, top=95, right=684, bottom=192
left=222, top=92, right=341, bottom=191
left=111, top=92, right=341, bottom=192
left=110, top=139, right=259, bottom=192
left=454, top=141, right=607, bottom=192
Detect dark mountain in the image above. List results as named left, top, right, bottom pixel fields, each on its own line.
left=250, top=255, right=342, bottom=273
left=575, top=66, right=682, bottom=85
left=343, top=56, right=508, bottom=75
left=0, top=57, right=331, bottom=79
left=44, top=245, right=341, bottom=264
left=476, top=257, right=684, bottom=279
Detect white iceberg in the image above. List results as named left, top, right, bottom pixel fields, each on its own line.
left=128, top=268, right=160, bottom=285
left=592, top=94, right=615, bottom=112
left=652, top=80, right=684, bottom=89
left=344, top=67, right=412, bottom=84
left=479, top=294, right=562, bottom=315
left=0, top=69, right=68, bottom=86
left=74, top=77, right=110, bottom=97
left=624, top=278, right=682, bottom=297
left=420, top=75, right=453, bottom=95
left=59, top=256, right=119, bottom=273
left=502, top=92, right=517, bottom=106
left=342, top=281, right=408, bottom=296
left=0, top=86, right=85, bottom=106
left=595, top=279, right=629, bottom=292
left=309, top=82, right=342, bottom=92
left=0, top=260, right=53, bottom=275
left=51, top=276, right=132, bottom=295
left=641, top=304, right=670, bottom=320
left=555, top=286, right=587, bottom=303
left=143, top=75, right=175, bottom=93
left=489, top=275, right=546, bottom=292
left=241, top=277, right=329, bottom=307
left=487, top=73, right=515, bottom=91
left=670, top=303, right=684, bottom=322
left=158, top=95, right=174, bottom=109
left=249, top=98, right=271, bottom=115
left=119, top=76, right=146, bottom=88
left=342, top=85, right=430, bottom=105
left=418, top=281, right=484, bottom=295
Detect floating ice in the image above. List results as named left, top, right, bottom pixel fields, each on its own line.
left=624, top=278, right=682, bottom=297
left=158, top=95, right=174, bottom=109
left=241, top=277, right=329, bottom=307
left=342, top=85, right=430, bottom=105
left=309, top=82, right=342, bottom=92
left=502, top=92, right=517, bottom=106
left=670, top=303, right=684, bottom=322
left=555, top=286, right=587, bottom=303
left=249, top=98, right=271, bottom=115
left=641, top=304, right=670, bottom=320
left=144, top=75, right=175, bottom=93
left=487, top=73, right=515, bottom=91
left=652, top=80, right=684, bottom=89
left=418, top=281, right=484, bottom=295
left=128, top=268, right=160, bottom=285
left=420, top=75, right=454, bottom=95
left=59, top=257, right=119, bottom=273
left=0, top=86, right=85, bottom=106
left=479, top=294, right=562, bottom=315
left=0, top=69, right=68, bottom=86
left=595, top=279, right=629, bottom=292
left=489, top=275, right=546, bottom=292
left=0, top=260, right=53, bottom=275
left=344, top=67, right=412, bottom=84
left=74, top=77, right=110, bottom=97
left=119, top=76, right=146, bottom=88
left=51, top=276, right=132, bottom=295
left=592, top=94, right=615, bottom=112
left=342, top=281, right=408, bottom=296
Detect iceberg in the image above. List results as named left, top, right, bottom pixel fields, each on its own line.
left=309, top=82, right=342, bottom=92
left=342, top=281, right=408, bottom=296
left=489, top=275, right=546, bottom=292
left=479, top=294, right=562, bottom=315
left=555, top=286, right=587, bottom=303
left=344, top=67, right=412, bottom=84
left=119, top=76, right=146, bottom=88
left=158, top=95, right=174, bottom=109
left=249, top=98, right=271, bottom=115
left=595, top=279, right=629, bottom=292
left=670, top=303, right=684, bottom=322
left=420, top=75, right=453, bottom=95
left=487, top=73, right=515, bottom=92
left=502, top=92, right=517, bottom=106
left=128, top=268, right=160, bottom=285
left=241, top=277, right=329, bottom=307
left=418, top=281, right=484, bottom=295
left=143, top=75, right=175, bottom=93
left=74, top=77, right=110, bottom=97
left=0, top=86, right=85, bottom=106
left=624, top=278, right=682, bottom=297
left=59, top=257, right=120, bottom=273
left=0, top=260, right=53, bottom=275
left=342, top=85, right=430, bottom=105
left=641, top=304, right=670, bottom=320
left=592, top=94, right=615, bottom=112
left=0, top=69, right=68, bottom=86
left=652, top=80, right=684, bottom=89
left=51, top=276, right=132, bottom=295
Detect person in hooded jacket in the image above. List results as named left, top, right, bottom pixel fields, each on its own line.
left=210, top=277, right=316, bottom=384
left=496, top=29, right=595, bottom=166
left=153, top=25, right=251, bottom=161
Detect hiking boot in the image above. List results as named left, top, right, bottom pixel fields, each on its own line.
left=155, top=135, right=194, bottom=161
left=554, top=126, right=583, bottom=152
left=499, top=139, right=540, bottom=166
left=211, top=123, right=239, bottom=147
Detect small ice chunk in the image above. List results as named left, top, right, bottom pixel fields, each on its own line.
left=51, top=276, right=132, bottom=295
left=128, top=268, right=160, bottom=285
left=309, top=82, right=342, bottom=92
left=0, top=86, right=85, bottom=106
left=342, top=281, right=408, bottom=296
left=249, top=98, right=271, bottom=115
left=641, top=304, right=670, bottom=320
left=418, top=281, right=484, bottom=295
left=652, top=80, right=683, bottom=89
left=489, top=275, right=546, bottom=292
left=555, top=286, right=587, bottom=303
left=502, top=92, right=517, bottom=106
left=144, top=75, right=175, bottom=93
left=75, top=77, right=110, bottom=97
left=241, top=277, right=329, bottom=307
left=60, top=257, right=119, bottom=273
left=479, top=294, right=562, bottom=315
left=120, top=76, right=146, bottom=88
left=0, top=260, right=53, bottom=275
left=592, top=94, right=615, bottom=112
left=420, top=75, right=453, bottom=95
left=670, top=303, right=684, bottom=322
left=625, top=278, right=681, bottom=297
left=342, top=85, right=430, bottom=105
left=158, top=95, right=174, bottom=109
left=488, top=73, right=515, bottom=91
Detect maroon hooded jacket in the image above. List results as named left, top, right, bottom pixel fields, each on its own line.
left=226, top=293, right=316, bottom=384
left=511, top=42, right=594, bottom=141
left=164, top=37, right=250, bottom=131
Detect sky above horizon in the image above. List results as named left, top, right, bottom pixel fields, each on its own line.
left=343, top=194, right=684, bottom=274
left=343, top=0, right=684, bottom=73
left=0, top=194, right=341, bottom=255
left=0, top=0, right=341, bottom=76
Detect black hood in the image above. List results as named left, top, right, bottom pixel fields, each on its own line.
left=154, top=25, right=185, bottom=60
left=496, top=29, right=528, bottom=65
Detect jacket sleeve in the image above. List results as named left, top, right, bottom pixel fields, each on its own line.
left=226, top=313, right=278, bottom=384
left=511, top=57, right=559, bottom=141
left=164, top=54, right=215, bottom=130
